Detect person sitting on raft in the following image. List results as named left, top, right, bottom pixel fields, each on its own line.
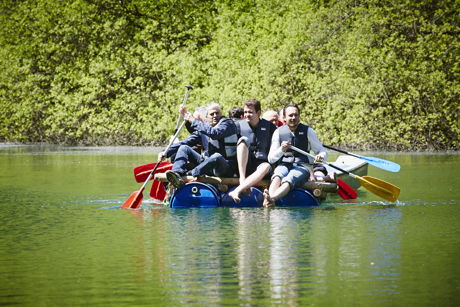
left=263, top=103, right=329, bottom=207
left=228, top=106, right=244, bottom=119
left=228, top=99, right=277, bottom=203
left=262, top=109, right=283, bottom=127
left=160, top=102, right=239, bottom=189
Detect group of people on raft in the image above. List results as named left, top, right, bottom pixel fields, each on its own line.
left=159, top=99, right=335, bottom=207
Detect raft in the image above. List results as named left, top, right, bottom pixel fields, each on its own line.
left=154, top=155, right=368, bottom=208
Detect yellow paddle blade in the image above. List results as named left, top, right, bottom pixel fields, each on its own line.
left=363, top=176, right=400, bottom=198
left=357, top=176, right=400, bottom=202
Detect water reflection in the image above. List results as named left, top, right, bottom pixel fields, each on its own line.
left=1, top=146, right=459, bottom=305
left=267, top=209, right=312, bottom=303
left=124, top=207, right=318, bottom=303
left=124, top=205, right=407, bottom=304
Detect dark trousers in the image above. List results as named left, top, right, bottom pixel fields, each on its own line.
left=172, top=145, right=234, bottom=177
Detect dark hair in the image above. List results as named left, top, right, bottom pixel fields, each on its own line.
left=244, top=99, right=261, bottom=112
left=228, top=106, right=244, bottom=119
left=283, top=103, right=300, bottom=115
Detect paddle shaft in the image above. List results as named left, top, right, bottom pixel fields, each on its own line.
left=288, top=145, right=354, bottom=175
left=323, top=144, right=356, bottom=157
left=174, top=85, right=193, bottom=133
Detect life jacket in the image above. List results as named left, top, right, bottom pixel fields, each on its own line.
left=278, top=123, right=312, bottom=163
left=238, top=119, right=272, bottom=161
left=201, top=117, right=238, bottom=159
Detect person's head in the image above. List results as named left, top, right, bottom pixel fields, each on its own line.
left=228, top=106, right=244, bottom=119
left=243, top=99, right=261, bottom=126
left=278, top=108, right=285, bottom=123
left=206, top=102, right=222, bottom=127
left=262, top=110, right=279, bottom=126
left=193, top=106, right=207, bottom=122
left=283, top=103, right=300, bottom=130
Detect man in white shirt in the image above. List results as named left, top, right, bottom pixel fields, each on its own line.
left=264, top=103, right=328, bottom=206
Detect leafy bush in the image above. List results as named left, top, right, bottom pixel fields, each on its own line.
left=0, top=0, right=458, bottom=150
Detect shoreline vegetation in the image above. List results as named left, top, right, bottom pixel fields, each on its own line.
left=1, top=142, right=459, bottom=154
left=0, top=0, right=458, bottom=151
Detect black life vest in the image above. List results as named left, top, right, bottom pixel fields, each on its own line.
left=238, top=119, right=272, bottom=161
left=278, top=123, right=312, bottom=163
left=201, top=117, right=238, bottom=159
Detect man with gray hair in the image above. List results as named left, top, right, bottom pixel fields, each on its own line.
left=161, top=102, right=239, bottom=189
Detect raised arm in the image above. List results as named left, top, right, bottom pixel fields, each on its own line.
left=190, top=117, right=237, bottom=139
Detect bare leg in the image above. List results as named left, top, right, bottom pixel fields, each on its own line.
left=263, top=180, right=291, bottom=207
left=269, top=176, right=281, bottom=196
left=236, top=142, right=249, bottom=184
left=263, top=189, right=275, bottom=207
left=270, top=182, right=291, bottom=201
left=263, top=176, right=282, bottom=207
left=228, top=163, right=271, bottom=203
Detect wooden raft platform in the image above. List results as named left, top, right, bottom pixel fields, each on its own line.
left=154, top=173, right=338, bottom=194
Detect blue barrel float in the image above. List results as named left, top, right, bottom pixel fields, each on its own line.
left=221, top=187, right=264, bottom=207
left=169, top=183, right=320, bottom=208
left=169, top=182, right=221, bottom=208
left=276, top=188, right=320, bottom=207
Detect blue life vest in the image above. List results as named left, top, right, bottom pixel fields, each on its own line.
left=201, top=117, right=238, bottom=159
left=238, top=119, right=272, bottom=161
left=278, top=123, right=312, bottom=163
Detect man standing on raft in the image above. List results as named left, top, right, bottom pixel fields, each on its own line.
left=228, top=99, right=277, bottom=202
left=263, top=103, right=328, bottom=207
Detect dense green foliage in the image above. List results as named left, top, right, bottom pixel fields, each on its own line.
left=0, top=0, right=458, bottom=150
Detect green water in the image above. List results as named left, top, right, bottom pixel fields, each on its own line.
left=1, top=144, right=459, bottom=306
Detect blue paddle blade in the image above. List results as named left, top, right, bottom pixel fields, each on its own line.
left=358, top=156, right=401, bottom=172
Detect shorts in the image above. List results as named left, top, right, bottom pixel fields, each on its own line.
left=272, top=162, right=310, bottom=191
left=238, top=136, right=272, bottom=177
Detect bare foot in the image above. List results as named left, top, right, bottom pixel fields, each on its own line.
left=228, top=190, right=241, bottom=203
left=263, top=189, right=275, bottom=207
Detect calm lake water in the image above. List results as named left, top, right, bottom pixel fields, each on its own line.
left=1, top=144, right=459, bottom=306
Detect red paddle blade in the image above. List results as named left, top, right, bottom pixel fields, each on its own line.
left=337, top=179, right=357, bottom=199
left=134, top=162, right=172, bottom=183
left=149, top=180, right=167, bottom=201
left=121, top=189, right=144, bottom=209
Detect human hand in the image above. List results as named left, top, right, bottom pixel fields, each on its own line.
left=281, top=141, right=291, bottom=152
left=314, top=154, right=324, bottom=163
left=158, top=151, right=166, bottom=161
left=184, top=112, right=194, bottom=122
left=179, top=106, right=188, bottom=117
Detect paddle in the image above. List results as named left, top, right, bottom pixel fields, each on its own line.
left=336, top=178, right=357, bottom=199
left=133, top=162, right=172, bottom=200
left=289, top=146, right=400, bottom=202
left=122, top=120, right=186, bottom=209
left=149, top=179, right=167, bottom=201
left=134, top=162, right=173, bottom=183
left=122, top=85, right=192, bottom=208
left=323, top=144, right=400, bottom=172
left=174, top=85, right=193, bottom=133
